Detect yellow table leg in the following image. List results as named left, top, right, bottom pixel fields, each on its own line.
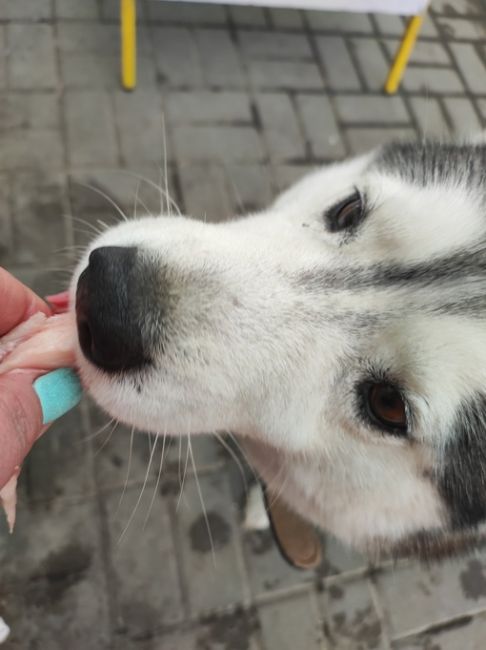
left=384, top=14, right=424, bottom=95
left=121, top=0, right=136, bottom=91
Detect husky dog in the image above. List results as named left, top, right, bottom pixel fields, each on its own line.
left=72, top=141, right=486, bottom=558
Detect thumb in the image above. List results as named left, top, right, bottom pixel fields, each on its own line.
left=0, top=370, right=43, bottom=489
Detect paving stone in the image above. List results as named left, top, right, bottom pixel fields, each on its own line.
left=450, top=43, right=486, bottom=93
left=435, top=16, right=486, bottom=39
left=0, top=499, right=110, bottom=650
left=0, top=0, right=52, bottom=19
left=393, top=613, right=485, bottom=649
left=316, top=36, right=361, bottom=91
left=194, top=611, right=261, bottom=650
left=334, top=94, right=409, bottom=125
left=243, top=527, right=314, bottom=597
left=55, top=0, right=100, bottom=19
left=239, top=30, right=312, bottom=59
left=0, top=91, right=60, bottom=131
left=257, top=93, right=305, bottom=162
left=321, top=535, right=368, bottom=577
left=346, top=127, right=416, bottom=155
left=258, top=590, right=324, bottom=650
left=229, top=6, right=267, bottom=26
left=178, top=163, right=233, bottom=222
left=164, top=435, right=226, bottom=473
left=418, top=13, right=440, bottom=37
left=104, top=484, right=184, bottom=636
left=374, top=13, right=406, bottom=35
left=113, top=90, right=170, bottom=165
left=0, top=27, right=6, bottom=89
left=384, top=39, right=451, bottom=65
left=173, top=125, right=264, bottom=163
left=65, top=90, right=118, bottom=166
left=175, top=472, right=246, bottom=615
left=376, top=555, right=486, bottom=638
left=248, top=60, right=323, bottom=89
left=322, top=579, right=387, bottom=649
left=58, top=23, right=121, bottom=54
left=99, top=0, right=147, bottom=20
left=61, top=51, right=157, bottom=88
left=7, top=24, right=57, bottom=90
left=349, top=38, right=390, bottom=91
left=0, top=128, right=64, bottom=170
left=152, top=27, right=204, bottom=86
left=196, top=29, right=246, bottom=87
left=408, top=97, right=451, bottom=137
left=270, top=8, right=305, bottom=28
left=223, top=163, right=274, bottom=214
left=307, top=11, right=373, bottom=33
left=296, top=94, right=345, bottom=159
left=443, top=97, right=483, bottom=135
left=166, top=90, right=252, bottom=124
left=402, top=67, right=464, bottom=93
left=146, top=1, right=226, bottom=23
left=432, top=0, right=486, bottom=15
left=273, top=164, right=316, bottom=192
left=10, top=171, right=67, bottom=264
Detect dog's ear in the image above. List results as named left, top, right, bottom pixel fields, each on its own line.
left=262, top=484, right=322, bottom=570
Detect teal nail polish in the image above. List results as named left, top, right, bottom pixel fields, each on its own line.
left=33, top=368, right=82, bottom=424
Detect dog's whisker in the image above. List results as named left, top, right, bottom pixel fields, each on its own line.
left=176, top=433, right=191, bottom=512
left=74, top=180, right=129, bottom=223
left=115, top=170, right=182, bottom=217
left=188, top=438, right=216, bottom=566
left=133, top=178, right=142, bottom=221
left=224, top=431, right=260, bottom=484
left=93, top=420, right=119, bottom=457
left=161, top=111, right=171, bottom=217
left=143, top=431, right=168, bottom=530
left=116, top=425, right=135, bottom=515
left=80, top=417, right=115, bottom=444
left=117, top=433, right=158, bottom=545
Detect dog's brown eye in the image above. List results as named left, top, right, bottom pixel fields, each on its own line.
left=364, top=382, right=408, bottom=435
left=326, top=191, right=364, bottom=233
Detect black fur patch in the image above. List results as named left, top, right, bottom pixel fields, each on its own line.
left=438, top=394, right=486, bottom=530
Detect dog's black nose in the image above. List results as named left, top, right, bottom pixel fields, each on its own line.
left=76, top=246, right=148, bottom=372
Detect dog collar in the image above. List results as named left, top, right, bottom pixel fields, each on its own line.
left=262, top=484, right=322, bottom=570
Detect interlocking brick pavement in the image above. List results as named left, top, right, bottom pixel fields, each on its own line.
left=1, top=1, right=486, bottom=648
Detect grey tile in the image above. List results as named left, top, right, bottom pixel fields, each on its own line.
left=7, top=24, right=57, bottom=89
left=166, top=91, right=252, bottom=124
left=274, top=164, right=316, bottom=192
left=394, top=612, right=486, bottom=649
left=436, top=16, right=486, bottom=39
left=0, top=27, right=6, bottom=89
left=257, top=93, right=306, bottom=162
left=377, top=555, right=486, bottom=638
left=384, top=39, right=451, bottom=65
left=152, top=27, right=204, bottom=87
left=223, top=163, right=274, bottom=214
left=409, top=97, right=451, bottom=137
left=194, top=610, right=261, bottom=650
left=55, top=0, right=99, bottom=19
left=258, top=590, right=324, bottom=650
left=321, top=535, right=368, bottom=577
left=64, top=90, right=118, bottom=166
left=0, top=92, right=60, bottom=131
left=418, top=13, right=440, bottom=38
left=61, top=52, right=157, bottom=88
left=334, top=94, right=409, bottom=125
left=248, top=60, right=323, bottom=90
left=374, top=13, right=406, bottom=35
left=196, top=29, right=246, bottom=87
left=239, top=30, right=312, bottom=59
left=296, top=94, right=345, bottom=159
left=229, top=6, right=267, bottom=26
left=307, top=11, right=373, bottom=33
left=0, top=0, right=52, bottom=19
left=432, top=0, right=486, bottom=15
left=349, top=39, right=389, bottom=91
left=323, top=579, right=387, bottom=649
left=113, top=90, right=169, bottom=165
left=146, top=1, right=226, bottom=23
left=0, top=129, right=64, bottom=170
left=175, top=472, right=246, bottom=615
left=450, top=43, right=486, bottom=94
left=104, top=485, right=184, bottom=635
left=0, top=173, right=11, bottom=265
left=443, top=97, right=483, bottom=136
left=316, top=36, right=361, bottom=91
left=0, top=499, right=110, bottom=650
left=179, top=163, right=233, bottom=222
left=346, top=127, right=416, bottom=155
left=10, top=171, right=67, bottom=264
left=173, top=125, right=264, bottom=163
left=270, top=8, right=305, bottom=28
left=402, top=67, right=464, bottom=93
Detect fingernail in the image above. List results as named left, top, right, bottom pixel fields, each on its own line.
left=33, top=368, right=82, bottom=424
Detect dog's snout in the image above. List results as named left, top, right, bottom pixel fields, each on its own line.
left=75, top=246, right=148, bottom=372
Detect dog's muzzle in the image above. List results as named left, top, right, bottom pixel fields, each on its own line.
left=75, top=246, right=149, bottom=373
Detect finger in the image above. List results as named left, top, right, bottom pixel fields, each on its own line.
left=0, top=268, right=51, bottom=336
left=0, top=371, right=43, bottom=489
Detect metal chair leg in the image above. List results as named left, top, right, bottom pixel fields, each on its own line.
left=384, top=14, right=424, bottom=95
